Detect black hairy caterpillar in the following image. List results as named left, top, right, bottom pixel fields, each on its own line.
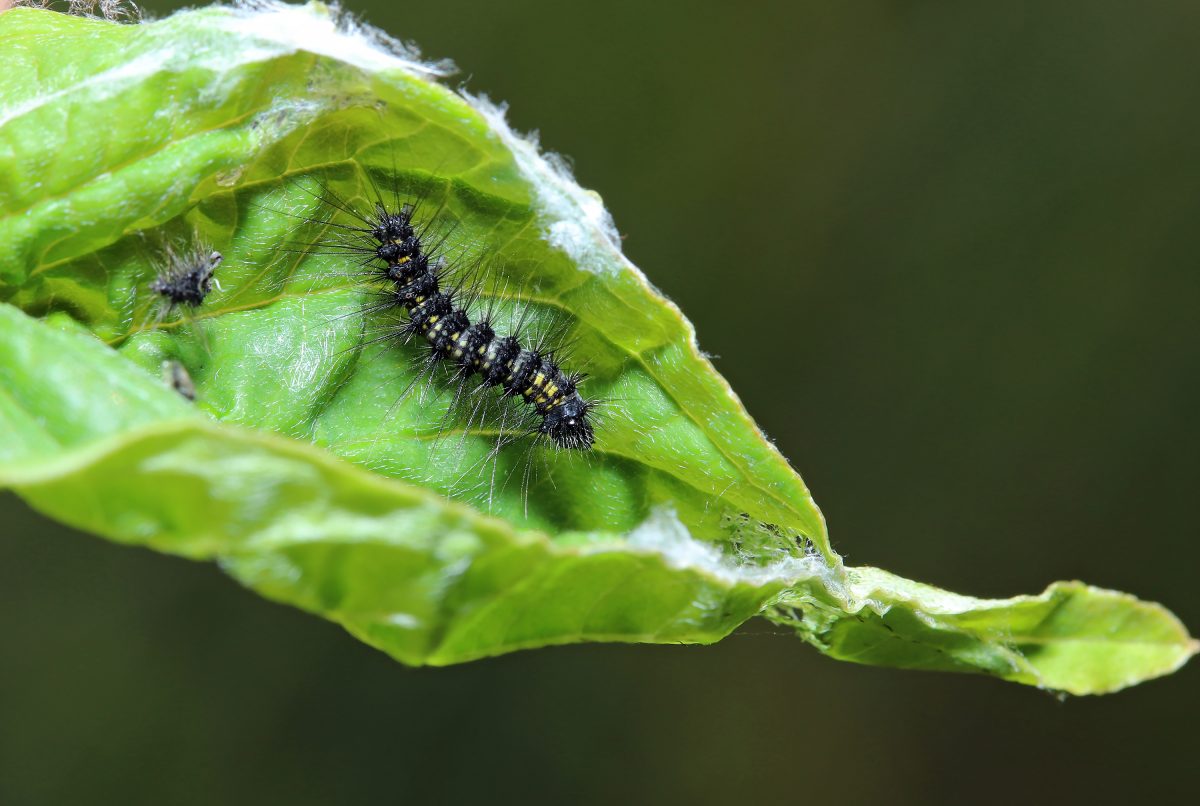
left=134, top=239, right=223, bottom=392
left=303, top=182, right=598, bottom=453
left=148, top=241, right=223, bottom=324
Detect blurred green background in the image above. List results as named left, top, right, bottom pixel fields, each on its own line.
left=2, top=1, right=1197, bottom=803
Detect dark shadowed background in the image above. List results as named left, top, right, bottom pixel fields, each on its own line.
left=2, top=2, right=1197, bottom=803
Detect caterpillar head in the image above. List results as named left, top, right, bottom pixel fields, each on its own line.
left=542, top=397, right=595, bottom=450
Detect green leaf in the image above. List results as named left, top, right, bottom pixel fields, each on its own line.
left=0, top=2, right=1193, bottom=694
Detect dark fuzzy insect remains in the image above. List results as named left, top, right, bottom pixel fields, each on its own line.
left=161, top=359, right=197, bottom=401
left=150, top=246, right=222, bottom=315
left=332, top=198, right=596, bottom=451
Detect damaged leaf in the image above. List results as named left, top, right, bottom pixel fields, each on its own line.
left=0, top=2, right=1193, bottom=694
